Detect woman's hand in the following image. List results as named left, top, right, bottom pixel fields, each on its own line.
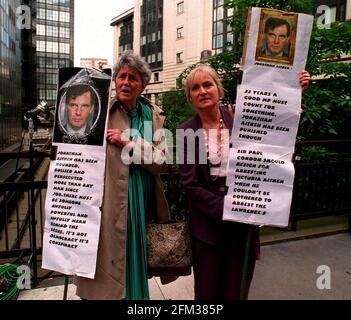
left=299, top=70, right=310, bottom=91
left=106, top=128, right=130, bottom=148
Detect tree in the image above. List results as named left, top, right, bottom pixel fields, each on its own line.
left=160, top=89, right=195, bottom=137
left=178, top=0, right=351, bottom=141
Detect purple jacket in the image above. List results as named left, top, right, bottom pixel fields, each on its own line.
left=177, top=107, right=237, bottom=245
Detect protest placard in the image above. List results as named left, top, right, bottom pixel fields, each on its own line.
left=42, top=68, right=111, bottom=278
left=223, top=8, right=313, bottom=227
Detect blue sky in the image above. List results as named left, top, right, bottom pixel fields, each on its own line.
left=74, top=0, right=134, bottom=66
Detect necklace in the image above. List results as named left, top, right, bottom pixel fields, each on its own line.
left=203, top=117, right=224, bottom=180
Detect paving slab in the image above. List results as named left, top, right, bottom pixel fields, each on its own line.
left=16, top=232, right=351, bottom=300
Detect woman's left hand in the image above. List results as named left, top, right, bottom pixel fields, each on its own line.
left=106, top=128, right=130, bottom=148
left=299, top=70, right=310, bottom=91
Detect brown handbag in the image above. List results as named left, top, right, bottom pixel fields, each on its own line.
left=147, top=219, right=192, bottom=277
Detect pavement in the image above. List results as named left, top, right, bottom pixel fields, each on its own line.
left=16, top=215, right=351, bottom=300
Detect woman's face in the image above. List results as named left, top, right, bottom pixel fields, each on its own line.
left=115, top=65, right=144, bottom=109
left=189, top=72, right=220, bottom=111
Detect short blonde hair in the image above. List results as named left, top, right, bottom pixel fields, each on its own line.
left=185, top=64, right=224, bottom=104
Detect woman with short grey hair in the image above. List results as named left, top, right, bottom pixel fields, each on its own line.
left=113, top=50, right=152, bottom=88
left=75, top=51, right=172, bottom=300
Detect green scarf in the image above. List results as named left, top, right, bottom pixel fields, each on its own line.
left=125, top=100, right=154, bottom=300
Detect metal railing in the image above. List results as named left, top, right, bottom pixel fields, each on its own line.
left=290, top=139, right=351, bottom=230
left=0, top=140, right=350, bottom=285
left=0, top=147, right=50, bottom=285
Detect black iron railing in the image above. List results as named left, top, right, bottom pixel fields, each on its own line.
left=0, top=140, right=350, bottom=285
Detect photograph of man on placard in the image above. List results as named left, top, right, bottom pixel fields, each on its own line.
left=63, top=84, right=96, bottom=136
left=54, top=83, right=102, bottom=145
left=256, top=10, right=298, bottom=65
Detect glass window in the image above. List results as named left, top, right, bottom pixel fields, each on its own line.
left=37, top=40, right=46, bottom=51
left=59, top=42, right=69, bottom=54
left=154, top=72, right=159, bottom=82
left=47, top=25, right=59, bottom=37
left=227, top=8, right=234, bottom=17
left=177, top=27, right=184, bottom=39
left=214, top=0, right=224, bottom=7
left=214, top=6, right=223, bottom=20
left=214, top=21, right=223, bottom=35
left=37, top=24, right=46, bottom=36
left=157, top=52, right=162, bottom=62
left=59, top=11, right=70, bottom=22
left=46, top=41, right=59, bottom=53
left=213, top=34, right=223, bottom=49
left=59, top=27, right=69, bottom=38
left=176, top=52, right=183, bottom=64
left=177, top=2, right=184, bottom=14
left=37, top=8, right=46, bottom=19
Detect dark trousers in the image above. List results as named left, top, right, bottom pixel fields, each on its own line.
left=192, top=223, right=257, bottom=300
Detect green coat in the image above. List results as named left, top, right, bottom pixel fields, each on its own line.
left=75, top=97, right=171, bottom=300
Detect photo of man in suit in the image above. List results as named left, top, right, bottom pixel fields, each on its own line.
left=261, top=17, right=291, bottom=58
left=64, top=84, right=95, bottom=136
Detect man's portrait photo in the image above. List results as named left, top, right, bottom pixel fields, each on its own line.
left=52, top=67, right=111, bottom=146
left=255, top=10, right=298, bottom=65
left=61, top=84, right=98, bottom=136
left=53, top=83, right=104, bottom=145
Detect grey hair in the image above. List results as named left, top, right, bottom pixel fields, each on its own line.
left=113, top=50, right=152, bottom=87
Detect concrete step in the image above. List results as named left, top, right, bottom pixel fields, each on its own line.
left=260, top=214, right=350, bottom=245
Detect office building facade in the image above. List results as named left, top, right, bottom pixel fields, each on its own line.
left=111, top=0, right=231, bottom=95
left=313, top=0, right=351, bottom=21
left=35, top=0, right=74, bottom=108
left=0, top=0, right=22, bottom=150
left=111, top=0, right=351, bottom=98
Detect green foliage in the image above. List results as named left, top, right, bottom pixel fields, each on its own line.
left=300, top=146, right=339, bottom=163
left=159, top=89, right=195, bottom=136
left=299, top=144, right=351, bottom=163
left=172, top=0, right=351, bottom=146
left=301, top=19, right=351, bottom=140
left=178, top=0, right=351, bottom=141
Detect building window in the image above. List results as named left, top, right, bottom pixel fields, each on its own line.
left=176, top=52, right=183, bottom=64
left=47, top=25, right=59, bottom=37
left=214, top=0, right=224, bottom=6
left=37, top=40, right=46, bottom=51
left=37, top=24, right=46, bottom=36
left=154, top=72, right=159, bottom=82
left=213, top=35, right=223, bottom=49
left=59, top=42, right=69, bottom=54
left=59, top=27, right=70, bottom=38
left=157, top=52, right=162, bottom=62
left=177, top=27, right=184, bottom=39
left=212, top=1, right=234, bottom=53
left=177, top=2, right=184, bottom=15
